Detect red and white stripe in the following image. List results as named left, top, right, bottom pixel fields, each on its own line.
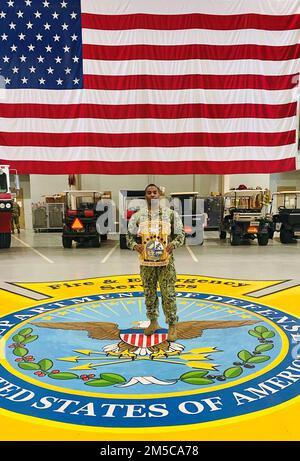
left=1, top=0, right=300, bottom=174
left=121, top=332, right=168, bottom=347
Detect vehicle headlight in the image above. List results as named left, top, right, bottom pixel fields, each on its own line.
left=6, top=203, right=11, bottom=209
left=0, top=203, right=5, bottom=209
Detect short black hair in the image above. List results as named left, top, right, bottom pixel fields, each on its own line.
left=144, top=183, right=161, bottom=195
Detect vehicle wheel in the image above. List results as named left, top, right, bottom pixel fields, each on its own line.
left=219, top=230, right=227, bottom=240
left=120, top=234, right=128, bottom=249
left=91, top=235, right=100, bottom=248
left=0, top=233, right=11, bottom=249
left=257, top=234, right=269, bottom=246
left=62, top=236, right=72, bottom=248
left=230, top=232, right=241, bottom=246
left=280, top=228, right=297, bottom=244
left=100, top=234, right=108, bottom=241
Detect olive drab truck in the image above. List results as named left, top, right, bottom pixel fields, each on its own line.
left=0, top=165, right=18, bottom=249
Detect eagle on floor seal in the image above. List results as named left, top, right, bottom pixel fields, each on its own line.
left=33, top=319, right=257, bottom=360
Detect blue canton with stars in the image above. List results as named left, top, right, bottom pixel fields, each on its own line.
left=0, top=0, right=83, bottom=89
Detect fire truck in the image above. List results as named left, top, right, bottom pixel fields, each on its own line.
left=0, top=165, right=14, bottom=248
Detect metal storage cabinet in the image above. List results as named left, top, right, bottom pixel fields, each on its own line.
left=32, top=205, right=47, bottom=230
left=32, top=203, right=64, bottom=231
left=48, top=204, right=64, bottom=228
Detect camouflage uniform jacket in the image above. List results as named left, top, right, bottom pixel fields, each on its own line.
left=126, top=206, right=185, bottom=254
left=12, top=202, right=20, bottom=218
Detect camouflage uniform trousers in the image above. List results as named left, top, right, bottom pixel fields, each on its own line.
left=11, top=215, right=20, bottom=233
left=140, top=258, right=178, bottom=325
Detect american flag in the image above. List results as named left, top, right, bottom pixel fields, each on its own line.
left=0, top=0, right=299, bottom=174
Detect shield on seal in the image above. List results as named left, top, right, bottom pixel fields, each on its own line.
left=120, top=329, right=168, bottom=347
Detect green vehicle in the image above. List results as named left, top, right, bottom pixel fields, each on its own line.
left=219, top=189, right=274, bottom=246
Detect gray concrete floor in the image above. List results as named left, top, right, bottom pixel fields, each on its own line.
left=1, top=229, right=299, bottom=282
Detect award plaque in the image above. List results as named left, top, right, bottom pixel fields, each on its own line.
left=138, top=219, right=171, bottom=266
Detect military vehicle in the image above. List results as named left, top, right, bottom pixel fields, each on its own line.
left=271, top=191, right=300, bottom=243
left=219, top=189, right=273, bottom=246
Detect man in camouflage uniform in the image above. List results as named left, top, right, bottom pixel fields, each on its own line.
left=127, top=184, right=185, bottom=341
left=11, top=200, right=21, bottom=234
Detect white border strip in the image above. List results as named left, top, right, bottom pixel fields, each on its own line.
left=0, top=145, right=296, bottom=162
left=81, top=0, right=300, bottom=16
left=83, top=29, right=300, bottom=47
left=1, top=117, right=296, bottom=134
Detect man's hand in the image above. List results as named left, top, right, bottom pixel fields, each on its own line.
left=166, top=242, right=174, bottom=254
left=134, top=244, right=143, bottom=254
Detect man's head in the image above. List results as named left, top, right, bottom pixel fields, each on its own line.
left=144, top=184, right=161, bottom=209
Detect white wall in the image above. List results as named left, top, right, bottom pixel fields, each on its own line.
left=227, top=174, right=270, bottom=190
left=193, top=175, right=220, bottom=195
left=19, top=175, right=32, bottom=230
left=80, top=174, right=221, bottom=202
left=29, top=174, right=69, bottom=204
left=270, top=170, right=300, bottom=192
left=80, top=174, right=149, bottom=203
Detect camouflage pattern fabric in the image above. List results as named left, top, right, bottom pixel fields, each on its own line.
left=140, top=259, right=178, bottom=325
left=12, top=202, right=20, bottom=218
left=127, top=206, right=185, bottom=325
